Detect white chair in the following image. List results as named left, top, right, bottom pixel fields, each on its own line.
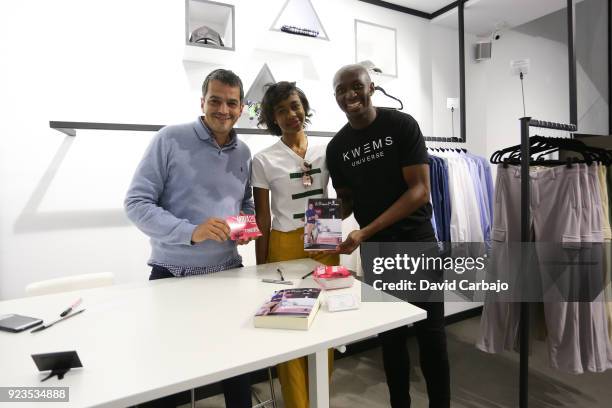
left=25, top=272, right=115, bottom=296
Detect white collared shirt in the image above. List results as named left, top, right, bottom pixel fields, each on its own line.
left=251, top=139, right=329, bottom=232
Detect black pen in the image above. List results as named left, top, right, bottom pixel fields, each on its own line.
left=60, top=298, right=82, bottom=317
left=301, top=270, right=314, bottom=279
left=277, top=268, right=285, bottom=281
left=31, top=309, right=86, bottom=333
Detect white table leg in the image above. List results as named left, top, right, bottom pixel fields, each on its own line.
left=308, top=350, right=329, bottom=408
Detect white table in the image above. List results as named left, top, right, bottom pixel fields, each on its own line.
left=0, top=259, right=426, bottom=408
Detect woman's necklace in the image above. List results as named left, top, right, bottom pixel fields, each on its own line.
left=281, top=135, right=308, bottom=159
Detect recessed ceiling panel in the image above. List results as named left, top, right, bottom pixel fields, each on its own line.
left=380, top=0, right=454, bottom=14
left=432, top=0, right=583, bottom=37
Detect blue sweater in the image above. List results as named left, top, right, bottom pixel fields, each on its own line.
left=125, top=117, right=254, bottom=269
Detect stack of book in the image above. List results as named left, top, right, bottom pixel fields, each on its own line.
left=254, top=288, right=321, bottom=330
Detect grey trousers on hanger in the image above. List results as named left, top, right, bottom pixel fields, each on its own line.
left=478, top=164, right=612, bottom=374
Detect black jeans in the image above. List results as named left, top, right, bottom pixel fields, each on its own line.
left=378, top=302, right=450, bottom=408
left=140, top=265, right=252, bottom=408
left=370, top=225, right=451, bottom=408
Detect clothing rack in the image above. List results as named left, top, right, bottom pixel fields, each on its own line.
left=517, top=117, right=577, bottom=408
left=423, top=136, right=465, bottom=143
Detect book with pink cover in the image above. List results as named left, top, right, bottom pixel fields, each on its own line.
left=226, top=215, right=262, bottom=241
left=254, top=288, right=321, bottom=330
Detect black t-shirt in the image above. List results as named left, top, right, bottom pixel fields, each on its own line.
left=326, top=108, right=432, bottom=238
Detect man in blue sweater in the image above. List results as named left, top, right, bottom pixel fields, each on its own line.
left=125, top=69, right=254, bottom=408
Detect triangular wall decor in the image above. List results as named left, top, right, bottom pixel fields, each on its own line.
left=270, top=0, right=329, bottom=40
left=238, top=64, right=277, bottom=128
left=244, top=63, right=276, bottom=103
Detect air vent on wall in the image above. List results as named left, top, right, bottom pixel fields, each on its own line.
left=475, top=42, right=492, bottom=61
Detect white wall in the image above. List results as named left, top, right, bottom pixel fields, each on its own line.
left=464, top=32, right=489, bottom=158
left=430, top=25, right=490, bottom=158
left=468, top=0, right=609, bottom=161
left=575, top=0, right=609, bottom=134
left=0, top=0, right=453, bottom=300
left=482, top=29, right=571, bottom=158
left=431, top=25, right=460, bottom=141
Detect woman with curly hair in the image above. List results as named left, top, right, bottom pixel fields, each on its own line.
left=251, top=81, right=337, bottom=408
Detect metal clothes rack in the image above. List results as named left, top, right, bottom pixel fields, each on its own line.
left=423, top=136, right=465, bottom=143
left=517, top=117, right=577, bottom=408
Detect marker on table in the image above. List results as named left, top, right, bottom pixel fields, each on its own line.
left=60, top=298, right=82, bottom=317
left=277, top=268, right=285, bottom=281
left=301, top=270, right=314, bottom=279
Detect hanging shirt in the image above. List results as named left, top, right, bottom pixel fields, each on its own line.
left=434, top=151, right=484, bottom=242
left=429, top=155, right=452, bottom=242
left=429, top=156, right=442, bottom=240
left=463, top=153, right=490, bottom=244
left=467, top=153, right=495, bottom=243
left=430, top=195, right=439, bottom=242
left=440, top=157, right=452, bottom=241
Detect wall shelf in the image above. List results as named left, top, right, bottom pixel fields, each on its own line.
left=270, top=0, right=329, bottom=41
left=237, top=63, right=276, bottom=128
left=49, top=121, right=336, bottom=138
left=355, top=19, right=397, bottom=78
left=184, top=0, right=235, bottom=63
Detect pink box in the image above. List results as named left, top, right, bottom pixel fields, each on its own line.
left=226, top=215, right=262, bottom=241
left=313, top=265, right=355, bottom=290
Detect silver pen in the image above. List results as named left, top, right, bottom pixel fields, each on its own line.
left=261, top=278, right=293, bottom=285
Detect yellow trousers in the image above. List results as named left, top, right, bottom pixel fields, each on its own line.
left=267, top=228, right=338, bottom=408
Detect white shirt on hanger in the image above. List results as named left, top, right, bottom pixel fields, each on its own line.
left=434, top=151, right=484, bottom=242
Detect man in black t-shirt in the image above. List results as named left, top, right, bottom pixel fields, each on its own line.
left=327, top=64, right=450, bottom=408
left=326, top=97, right=433, bottom=240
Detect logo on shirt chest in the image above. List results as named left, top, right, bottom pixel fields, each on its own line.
left=342, top=136, right=393, bottom=166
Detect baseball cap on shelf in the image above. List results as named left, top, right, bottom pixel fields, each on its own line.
left=189, top=25, right=224, bottom=47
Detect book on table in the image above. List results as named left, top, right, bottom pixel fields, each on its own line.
left=254, top=288, right=322, bottom=330
left=304, top=198, right=342, bottom=251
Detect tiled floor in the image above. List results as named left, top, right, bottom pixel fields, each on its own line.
left=187, top=316, right=612, bottom=407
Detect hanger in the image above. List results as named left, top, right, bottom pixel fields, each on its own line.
left=490, top=135, right=612, bottom=166
left=374, top=86, right=403, bottom=110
